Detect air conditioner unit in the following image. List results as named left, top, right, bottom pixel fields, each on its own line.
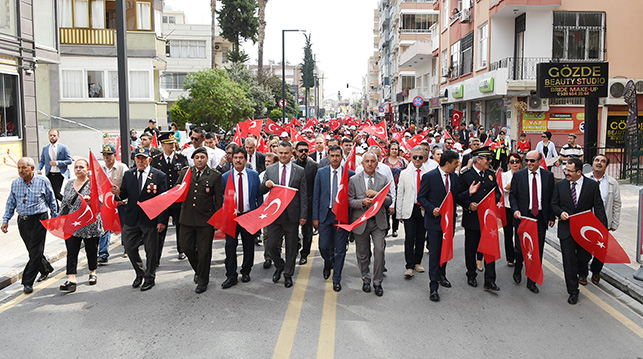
left=215, top=44, right=220, bottom=50
left=527, top=95, right=549, bottom=112
left=606, top=79, right=643, bottom=105
left=441, top=68, right=449, bottom=77
left=460, top=8, right=472, bottom=23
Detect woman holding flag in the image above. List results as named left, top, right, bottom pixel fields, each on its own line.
left=59, top=158, right=103, bottom=293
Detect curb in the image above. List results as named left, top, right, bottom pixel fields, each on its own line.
left=544, top=231, right=643, bottom=305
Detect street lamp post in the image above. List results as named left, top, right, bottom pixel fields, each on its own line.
left=282, top=29, right=305, bottom=124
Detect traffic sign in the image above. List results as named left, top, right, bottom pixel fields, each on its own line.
left=279, top=99, right=288, bottom=108
left=379, top=107, right=385, bottom=113
left=412, top=96, right=424, bottom=108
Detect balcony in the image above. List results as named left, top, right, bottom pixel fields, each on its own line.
left=59, top=28, right=115, bottom=46
left=399, top=40, right=433, bottom=67
left=490, top=0, right=561, bottom=17
left=489, top=57, right=550, bottom=80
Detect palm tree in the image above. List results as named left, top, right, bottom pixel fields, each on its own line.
left=257, top=0, right=268, bottom=83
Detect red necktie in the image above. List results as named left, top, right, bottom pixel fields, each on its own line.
left=416, top=168, right=421, bottom=204
left=281, top=165, right=287, bottom=186
left=238, top=172, right=244, bottom=214
left=531, top=172, right=539, bottom=217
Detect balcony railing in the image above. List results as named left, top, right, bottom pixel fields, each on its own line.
left=489, top=57, right=551, bottom=80
left=59, top=28, right=115, bottom=46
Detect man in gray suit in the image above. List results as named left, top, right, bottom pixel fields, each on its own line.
left=260, top=141, right=308, bottom=288
left=349, top=152, right=392, bottom=297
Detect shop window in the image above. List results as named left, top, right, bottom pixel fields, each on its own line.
left=485, top=99, right=507, bottom=133
left=0, top=74, right=20, bottom=137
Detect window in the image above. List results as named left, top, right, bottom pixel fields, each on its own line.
left=129, top=71, right=150, bottom=98
left=222, top=47, right=229, bottom=63
left=478, top=23, right=488, bottom=68
left=91, top=0, right=105, bottom=29
left=62, top=70, right=150, bottom=100
left=0, top=0, right=17, bottom=36
left=59, top=0, right=129, bottom=30
left=74, top=0, right=89, bottom=28
left=62, top=70, right=84, bottom=98
left=169, top=40, right=207, bottom=58
left=401, top=76, right=415, bottom=90
left=136, top=1, right=151, bottom=30
left=163, top=16, right=175, bottom=24
left=108, top=71, right=119, bottom=98
left=87, top=71, right=104, bottom=98
left=450, top=41, right=460, bottom=78
left=401, top=14, right=438, bottom=33
left=441, top=49, right=448, bottom=81
left=0, top=74, right=20, bottom=137
left=460, top=31, right=474, bottom=75
left=443, top=0, right=450, bottom=29
left=160, top=73, right=188, bottom=90
left=34, top=0, right=57, bottom=48
left=553, top=11, right=605, bottom=61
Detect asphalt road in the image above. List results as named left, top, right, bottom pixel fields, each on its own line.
left=0, top=226, right=642, bottom=359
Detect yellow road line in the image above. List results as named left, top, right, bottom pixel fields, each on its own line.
left=273, top=240, right=316, bottom=359
left=543, top=259, right=643, bottom=339
left=317, top=280, right=337, bottom=359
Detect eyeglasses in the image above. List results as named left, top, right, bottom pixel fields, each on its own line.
left=541, top=135, right=547, bottom=138
left=191, top=137, right=200, bottom=141
left=525, top=158, right=538, bottom=163
left=271, top=145, right=278, bottom=148
left=297, top=148, right=309, bottom=153
left=509, top=160, right=521, bottom=164
left=412, top=155, right=424, bottom=160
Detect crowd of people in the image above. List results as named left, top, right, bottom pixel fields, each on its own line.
left=1, top=118, right=621, bottom=305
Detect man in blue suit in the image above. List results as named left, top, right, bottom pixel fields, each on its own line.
left=112, top=147, right=168, bottom=291
left=37, top=129, right=73, bottom=201
left=221, top=147, right=263, bottom=289
left=418, top=150, right=460, bottom=302
left=312, top=145, right=354, bottom=292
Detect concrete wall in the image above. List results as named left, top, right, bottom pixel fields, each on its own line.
left=523, top=11, right=553, bottom=58
left=489, top=16, right=514, bottom=63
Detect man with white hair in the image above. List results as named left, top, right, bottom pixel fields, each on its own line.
left=310, top=135, right=327, bottom=163
left=245, top=137, right=266, bottom=173
left=356, top=145, right=396, bottom=218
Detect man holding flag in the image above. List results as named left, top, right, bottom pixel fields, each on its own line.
left=312, top=145, right=354, bottom=292
left=97, top=144, right=128, bottom=264
left=417, top=150, right=460, bottom=302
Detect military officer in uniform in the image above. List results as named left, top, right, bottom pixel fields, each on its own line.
left=457, top=146, right=502, bottom=291
left=177, top=147, right=223, bottom=293
left=151, top=132, right=189, bottom=263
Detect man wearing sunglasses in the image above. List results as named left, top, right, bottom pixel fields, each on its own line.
left=181, top=127, right=218, bottom=169
left=295, top=141, right=319, bottom=265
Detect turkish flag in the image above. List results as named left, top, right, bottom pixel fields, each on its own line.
left=138, top=169, right=192, bottom=220
left=115, top=137, right=122, bottom=162
left=569, top=210, right=630, bottom=263
left=207, top=174, right=237, bottom=238
left=290, top=127, right=314, bottom=148
left=257, top=136, right=269, bottom=153
left=482, top=137, right=494, bottom=148
left=393, top=131, right=404, bottom=143
left=332, top=166, right=350, bottom=224
left=451, top=110, right=463, bottom=129
left=41, top=189, right=97, bottom=239
left=367, top=136, right=386, bottom=156
left=405, top=129, right=431, bottom=150
left=442, top=130, right=453, bottom=141
left=151, top=132, right=159, bottom=148
left=476, top=190, right=502, bottom=263
left=89, top=151, right=121, bottom=233
left=243, top=119, right=263, bottom=137
left=540, top=156, right=548, bottom=169
left=265, top=118, right=286, bottom=135
left=362, top=121, right=387, bottom=141
left=495, top=168, right=507, bottom=228
left=329, top=119, right=341, bottom=132
left=517, top=217, right=544, bottom=285
left=344, top=145, right=357, bottom=171
left=359, top=118, right=374, bottom=130
left=336, top=182, right=392, bottom=232
left=291, top=117, right=302, bottom=127
left=233, top=124, right=243, bottom=146
left=310, top=117, right=319, bottom=126
left=235, top=185, right=297, bottom=235
left=439, top=192, right=455, bottom=266
left=302, top=120, right=314, bottom=132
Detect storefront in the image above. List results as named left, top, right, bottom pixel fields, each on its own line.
left=0, top=55, right=23, bottom=171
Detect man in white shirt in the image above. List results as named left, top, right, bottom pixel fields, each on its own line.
left=355, top=146, right=396, bottom=216
left=559, top=133, right=583, bottom=165
left=182, top=127, right=219, bottom=169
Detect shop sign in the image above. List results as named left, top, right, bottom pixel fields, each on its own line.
left=522, top=112, right=547, bottom=133
left=522, top=111, right=588, bottom=134
left=537, top=62, right=609, bottom=98
left=452, top=84, right=464, bottom=99
left=479, top=77, right=494, bottom=93
left=0, top=141, right=22, bottom=170
left=428, top=97, right=441, bottom=109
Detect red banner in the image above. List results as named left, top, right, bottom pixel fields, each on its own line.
left=337, top=182, right=391, bottom=232
left=476, top=190, right=501, bottom=263
left=517, top=217, right=544, bottom=285
left=208, top=174, right=237, bottom=238
left=439, top=192, right=455, bottom=266
left=138, top=169, right=192, bottom=220
left=569, top=210, right=630, bottom=263
left=235, top=185, right=297, bottom=235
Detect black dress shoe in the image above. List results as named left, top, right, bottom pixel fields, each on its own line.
left=568, top=292, right=579, bottom=305
left=483, top=282, right=500, bottom=291
left=373, top=285, right=383, bottom=297
left=439, top=276, right=452, bottom=288
left=263, top=259, right=272, bottom=269
left=513, top=272, right=522, bottom=284
left=37, top=271, right=51, bottom=282
left=221, top=277, right=238, bottom=289
left=195, top=285, right=207, bottom=294
left=323, top=267, right=331, bottom=280
left=132, top=277, right=143, bottom=288
left=299, top=257, right=308, bottom=265
left=193, top=274, right=198, bottom=284
left=362, top=282, right=371, bottom=293
left=284, top=276, right=293, bottom=288
left=272, top=269, right=282, bottom=283
left=140, top=281, right=155, bottom=291
left=333, top=282, right=341, bottom=292
left=429, top=290, right=440, bottom=302
left=467, top=278, right=478, bottom=287
left=527, top=283, right=539, bottom=294
left=23, top=285, right=33, bottom=294
left=178, top=253, right=187, bottom=260
left=241, top=274, right=251, bottom=283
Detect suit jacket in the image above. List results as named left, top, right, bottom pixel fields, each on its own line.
left=318, top=156, right=331, bottom=168
left=102, top=161, right=128, bottom=188
left=222, top=168, right=263, bottom=213
left=178, top=166, right=223, bottom=227
left=296, top=157, right=318, bottom=217
left=312, top=166, right=354, bottom=224
left=348, top=171, right=392, bottom=235
left=151, top=152, right=189, bottom=188
left=38, top=143, right=73, bottom=178
left=260, top=162, right=308, bottom=223
left=509, top=167, right=555, bottom=223
left=119, top=166, right=168, bottom=227
left=585, top=173, right=621, bottom=230
left=310, top=150, right=326, bottom=163
left=551, top=177, right=608, bottom=239
left=397, top=165, right=428, bottom=220
left=457, top=166, right=501, bottom=230
left=249, top=152, right=266, bottom=174
left=417, top=168, right=460, bottom=231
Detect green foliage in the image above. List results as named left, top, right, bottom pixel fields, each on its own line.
left=262, top=74, right=298, bottom=120
left=301, top=34, right=315, bottom=89
left=217, top=0, right=259, bottom=53
left=227, top=48, right=250, bottom=64
left=169, top=98, right=191, bottom=129
left=269, top=108, right=283, bottom=120
left=226, top=63, right=273, bottom=118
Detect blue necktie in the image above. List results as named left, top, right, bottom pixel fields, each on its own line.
left=331, top=170, right=338, bottom=208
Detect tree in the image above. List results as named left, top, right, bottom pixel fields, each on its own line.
left=263, top=74, right=298, bottom=121
left=217, top=0, right=259, bottom=64
left=257, top=0, right=269, bottom=83
left=226, top=63, right=273, bottom=118
left=178, top=68, right=254, bottom=130
left=210, top=0, right=217, bottom=68
left=300, top=34, right=315, bottom=119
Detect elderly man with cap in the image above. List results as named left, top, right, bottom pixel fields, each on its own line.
left=151, top=132, right=189, bottom=263
left=178, top=147, right=223, bottom=293
left=97, top=144, right=129, bottom=264
left=112, top=147, right=168, bottom=291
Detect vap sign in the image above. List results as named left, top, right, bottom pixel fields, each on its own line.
left=537, top=62, right=608, bottom=98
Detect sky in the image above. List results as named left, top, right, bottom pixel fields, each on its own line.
left=163, top=0, right=380, bottom=102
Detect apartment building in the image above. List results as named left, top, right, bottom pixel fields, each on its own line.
left=365, top=9, right=380, bottom=118
left=436, top=0, right=643, bottom=148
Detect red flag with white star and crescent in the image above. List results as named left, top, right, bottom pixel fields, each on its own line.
left=138, top=169, right=192, bottom=220
left=235, top=185, right=297, bottom=235
left=361, top=121, right=388, bottom=141
left=476, top=190, right=502, bottom=263
left=495, top=168, right=507, bottom=228
left=439, top=191, right=455, bottom=266
left=336, top=182, right=391, bottom=232
left=208, top=174, right=237, bottom=238
left=89, top=151, right=121, bottom=233
left=517, top=217, right=544, bottom=285
left=265, top=118, right=286, bottom=135
left=41, top=189, right=97, bottom=240
left=569, top=210, right=630, bottom=263
left=332, top=166, right=350, bottom=224
left=344, top=145, right=357, bottom=171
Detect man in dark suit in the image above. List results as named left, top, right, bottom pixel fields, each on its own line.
left=177, top=147, right=223, bottom=293
left=457, top=123, right=470, bottom=150
left=312, top=145, right=354, bottom=292
left=510, top=150, right=555, bottom=293
left=37, top=129, right=73, bottom=201
left=348, top=152, right=392, bottom=297
left=260, top=141, right=308, bottom=288
left=151, top=132, right=189, bottom=263
left=418, top=150, right=460, bottom=302
left=551, top=157, right=607, bottom=305
left=245, top=137, right=266, bottom=173
left=310, top=135, right=327, bottom=163
left=112, top=147, right=168, bottom=291
left=457, top=146, right=501, bottom=291
left=221, top=147, right=263, bottom=289
left=295, top=141, right=318, bottom=265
